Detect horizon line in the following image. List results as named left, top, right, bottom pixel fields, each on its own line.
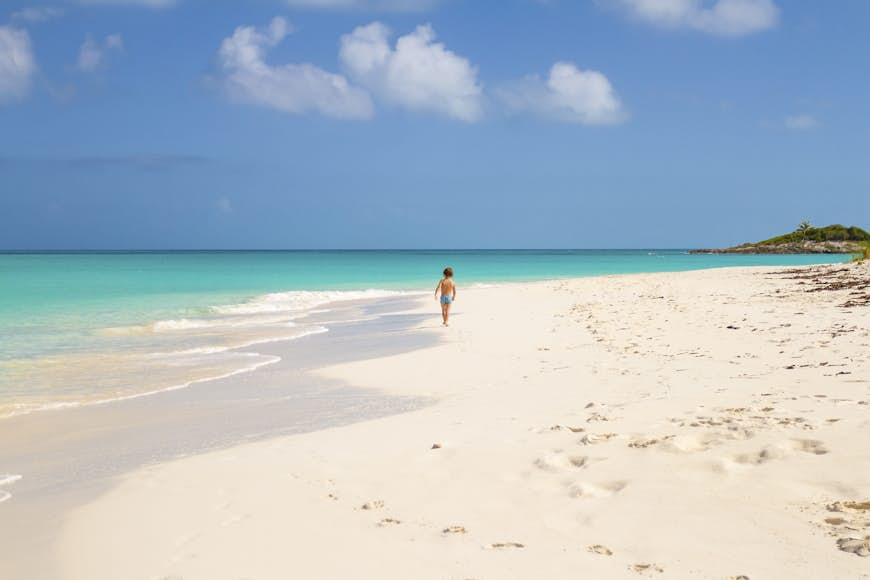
left=0, top=248, right=698, bottom=253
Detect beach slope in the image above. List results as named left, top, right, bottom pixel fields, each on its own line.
left=58, top=265, right=870, bottom=579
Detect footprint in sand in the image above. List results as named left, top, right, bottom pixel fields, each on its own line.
left=732, top=446, right=789, bottom=465
left=659, top=433, right=726, bottom=454
left=550, top=425, right=585, bottom=433
left=489, top=542, right=524, bottom=549
left=219, top=513, right=251, bottom=528
left=587, top=544, right=612, bottom=556
left=361, top=500, right=385, bottom=510
left=568, top=480, right=627, bottom=499
left=813, top=500, right=870, bottom=558
left=628, top=563, right=663, bottom=574
left=628, top=435, right=675, bottom=449
left=173, top=532, right=201, bottom=548
left=794, top=439, right=829, bottom=455
left=828, top=500, right=870, bottom=512
left=378, top=518, right=401, bottom=527
left=534, top=452, right=589, bottom=472
left=443, top=526, right=467, bottom=535
left=579, top=433, right=617, bottom=445
left=731, top=439, right=828, bottom=465
left=836, top=536, right=870, bottom=557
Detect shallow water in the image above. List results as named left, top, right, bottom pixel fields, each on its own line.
left=0, top=250, right=847, bottom=415
left=0, top=298, right=435, bottom=580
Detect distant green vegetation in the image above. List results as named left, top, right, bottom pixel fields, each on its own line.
left=692, top=221, right=870, bottom=254
left=756, top=223, right=870, bottom=246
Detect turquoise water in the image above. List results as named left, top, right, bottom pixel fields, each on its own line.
left=0, top=250, right=848, bottom=416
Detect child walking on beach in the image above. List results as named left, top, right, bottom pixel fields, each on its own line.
left=435, top=267, right=456, bottom=326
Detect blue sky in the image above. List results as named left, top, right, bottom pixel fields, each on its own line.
left=1, top=0, right=868, bottom=249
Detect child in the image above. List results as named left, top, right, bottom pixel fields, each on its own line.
left=434, top=267, right=456, bottom=326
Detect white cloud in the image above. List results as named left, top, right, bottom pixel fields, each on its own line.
left=607, top=0, right=779, bottom=36
left=11, top=6, right=65, bottom=23
left=283, top=0, right=437, bottom=10
left=216, top=17, right=373, bottom=119
left=339, top=22, right=483, bottom=122
left=497, top=62, right=626, bottom=125
left=216, top=196, right=233, bottom=214
left=77, top=39, right=102, bottom=72
left=77, top=34, right=124, bottom=72
left=785, top=114, right=818, bottom=130
left=105, top=34, right=124, bottom=50
left=0, top=26, right=36, bottom=104
left=75, top=0, right=176, bottom=6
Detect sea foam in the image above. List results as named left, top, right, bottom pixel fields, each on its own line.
left=211, top=289, right=410, bottom=316
left=3, top=287, right=410, bottom=422
left=0, top=474, right=22, bottom=504
left=0, top=474, right=22, bottom=487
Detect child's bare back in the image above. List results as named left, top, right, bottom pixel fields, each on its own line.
left=439, top=278, right=455, bottom=296
left=435, top=267, right=456, bottom=326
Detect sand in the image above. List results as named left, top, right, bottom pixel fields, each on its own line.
left=55, top=265, right=870, bottom=579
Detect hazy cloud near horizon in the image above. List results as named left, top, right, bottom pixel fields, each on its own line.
left=10, top=6, right=65, bottom=23
left=283, top=0, right=439, bottom=10
left=603, top=0, right=780, bottom=37
left=784, top=115, right=819, bottom=130
left=0, top=26, right=35, bottom=103
left=76, top=33, right=123, bottom=72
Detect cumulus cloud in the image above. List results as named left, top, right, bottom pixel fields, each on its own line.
left=339, top=22, right=483, bottom=122
left=497, top=62, right=626, bottom=125
left=606, top=0, right=779, bottom=36
left=11, top=6, right=65, bottom=23
left=785, top=114, right=818, bottom=130
left=0, top=26, right=36, bottom=104
left=77, top=34, right=124, bottom=72
left=216, top=17, right=373, bottom=119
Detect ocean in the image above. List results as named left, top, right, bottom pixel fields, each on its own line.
left=0, top=250, right=847, bottom=418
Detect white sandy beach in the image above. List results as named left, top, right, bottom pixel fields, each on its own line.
left=56, top=265, right=870, bottom=579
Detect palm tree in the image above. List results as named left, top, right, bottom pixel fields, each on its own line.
left=798, top=220, right=811, bottom=232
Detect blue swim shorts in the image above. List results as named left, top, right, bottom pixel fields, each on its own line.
left=440, top=295, right=453, bottom=305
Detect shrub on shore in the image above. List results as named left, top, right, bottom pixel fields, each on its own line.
left=758, top=223, right=870, bottom=246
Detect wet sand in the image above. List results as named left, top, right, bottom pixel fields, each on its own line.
left=0, top=297, right=435, bottom=580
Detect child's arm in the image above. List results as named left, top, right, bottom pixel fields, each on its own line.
left=434, top=280, right=442, bottom=299
left=451, top=280, right=457, bottom=299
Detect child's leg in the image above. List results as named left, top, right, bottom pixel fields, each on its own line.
left=441, top=303, right=448, bottom=324
left=444, top=302, right=451, bottom=325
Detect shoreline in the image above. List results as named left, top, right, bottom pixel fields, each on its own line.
left=0, top=288, right=418, bottom=421
left=0, top=295, right=439, bottom=580
left=1, top=264, right=867, bottom=578
left=2, top=252, right=849, bottom=421
left=41, top=264, right=870, bottom=579
left=5, top=253, right=849, bottom=422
